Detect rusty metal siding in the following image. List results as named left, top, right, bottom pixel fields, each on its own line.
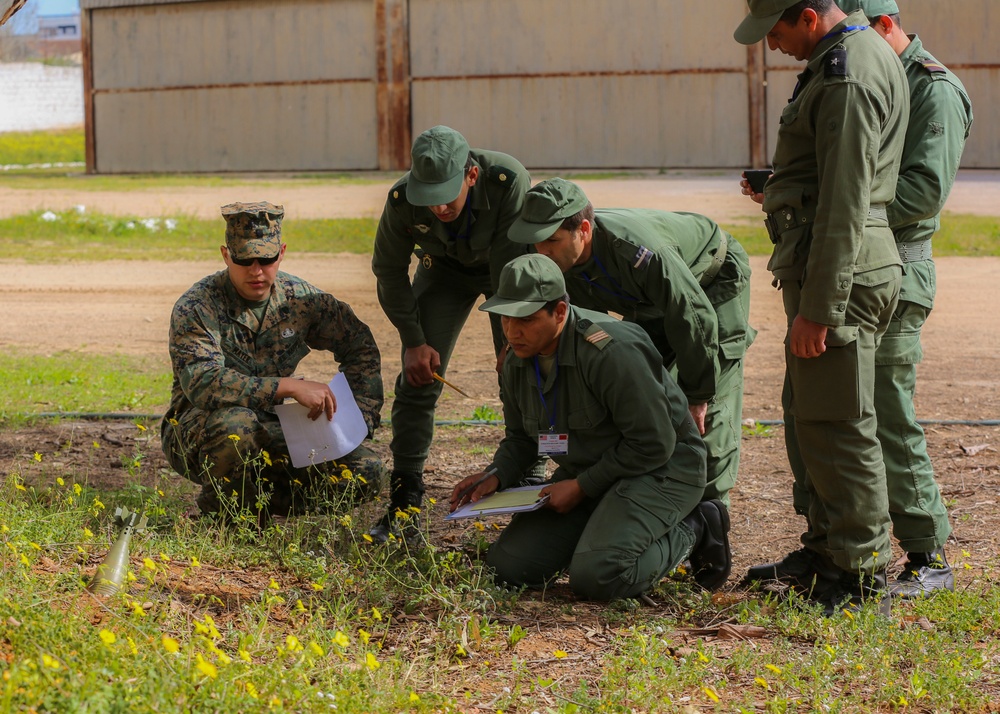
left=409, top=0, right=753, bottom=168
left=88, top=0, right=378, bottom=172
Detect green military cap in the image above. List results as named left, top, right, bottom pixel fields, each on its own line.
left=734, top=0, right=801, bottom=45
left=835, top=0, right=899, bottom=17
left=508, top=178, right=590, bottom=244
left=406, top=126, right=471, bottom=206
left=221, top=201, right=283, bottom=260
left=479, top=254, right=567, bottom=318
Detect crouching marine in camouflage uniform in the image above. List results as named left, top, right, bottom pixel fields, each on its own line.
left=161, top=202, right=387, bottom=521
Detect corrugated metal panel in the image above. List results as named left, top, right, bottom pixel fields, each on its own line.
left=413, top=73, right=750, bottom=168
left=409, top=0, right=752, bottom=169
left=81, top=0, right=211, bottom=8
left=91, top=0, right=373, bottom=89
left=94, top=84, right=378, bottom=172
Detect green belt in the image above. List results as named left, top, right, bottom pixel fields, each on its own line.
left=896, top=239, right=932, bottom=263
left=764, top=203, right=887, bottom=243
left=700, top=233, right=728, bottom=287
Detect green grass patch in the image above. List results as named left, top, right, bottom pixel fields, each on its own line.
left=722, top=212, right=1000, bottom=257
left=0, top=128, right=85, bottom=166
left=0, top=350, right=171, bottom=425
left=0, top=168, right=389, bottom=192
left=1, top=459, right=998, bottom=710
left=0, top=210, right=378, bottom=262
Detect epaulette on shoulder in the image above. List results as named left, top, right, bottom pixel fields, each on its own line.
left=576, top=319, right=614, bottom=350
left=488, top=165, right=517, bottom=188
left=919, top=56, right=947, bottom=75
left=388, top=183, right=408, bottom=207
left=824, top=46, right=848, bottom=78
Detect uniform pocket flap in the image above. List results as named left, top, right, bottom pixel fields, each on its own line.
left=824, top=324, right=859, bottom=348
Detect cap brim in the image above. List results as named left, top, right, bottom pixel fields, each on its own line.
left=733, top=10, right=783, bottom=45
left=508, top=215, right=563, bottom=245
left=479, top=295, right=546, bottom=318
left=228, top=242, right=281, bottom=261
left=406, top=171, right=465, bottom=206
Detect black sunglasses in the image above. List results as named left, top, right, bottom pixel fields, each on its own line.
left=230, top=254, right=280, bottom=267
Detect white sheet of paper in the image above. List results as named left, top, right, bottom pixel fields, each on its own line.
left=274, top=373, right=368, bottom=468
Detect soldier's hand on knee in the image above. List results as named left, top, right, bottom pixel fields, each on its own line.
left=404, top=344, right=441, bottom=387
left=540, top=479, right=585, bottom=514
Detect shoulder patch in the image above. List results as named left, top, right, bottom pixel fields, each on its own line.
left=388, top=183, right=408, bottom=207
left=577, top=320, right=614, bottom=350
left=825, top=47, right=848, bottom=78
left=919, top=56, right=947, bottom=75
left=632, top=245, right=653, bottom=269
left=488, top=165, right=517, bottom=188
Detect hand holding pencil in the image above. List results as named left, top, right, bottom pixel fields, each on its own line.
left=449, top=466, right=499, bottom=512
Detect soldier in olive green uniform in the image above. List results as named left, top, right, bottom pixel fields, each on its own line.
left=370, top=126, right=529, bottom=541
left=449, top=254, right=731, bottom=600
left=772, top=0, right=973, bottom=599
left=162, top=202, right=386, bottom=522
left=734, top=0, right=908, bottom=614
left=507, top=178, right=756, bottom=508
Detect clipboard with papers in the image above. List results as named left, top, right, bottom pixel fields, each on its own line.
left=446, top=485, right=549, bottom=520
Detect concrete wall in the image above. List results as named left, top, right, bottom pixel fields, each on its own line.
left=0, top=62, right=83, bottom=132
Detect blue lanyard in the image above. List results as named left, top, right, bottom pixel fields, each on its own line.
left=444, top=191, right=473, bottom=242
left=820, top=25, right=866, bottom=43
left=533, top=357, right=559, bottom=433
left=581, top=254, right=638, bottom=303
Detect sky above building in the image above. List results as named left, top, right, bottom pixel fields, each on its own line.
left=37, top=0, right=79, bottom=17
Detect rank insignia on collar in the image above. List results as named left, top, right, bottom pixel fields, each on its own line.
left=421, top=254, right=433, bottom=269
left=281, top=328, right=295, bottom=339
left=415, top=224, right=431, bottom=234
left=633, top=246, right=653, bottom=269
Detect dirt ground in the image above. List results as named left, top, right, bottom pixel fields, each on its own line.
left=3, top=174, right=1000, bottom=705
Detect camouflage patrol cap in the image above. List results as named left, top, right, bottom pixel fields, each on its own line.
left=479, top=254, right=567, bottom=318
left=734, top=0, right=801, bottom=45
left=509, top=178, right=590, bottom=245
left=222, top=201, right=283, bottom=261
left=406, top=126, right=471, bottom=206
left=835, top=0, right=899, bottom=17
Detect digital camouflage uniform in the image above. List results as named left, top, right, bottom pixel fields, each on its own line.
left=371, top=143, right=528, bottom=477
left=162, top=204, right=386, bottom=519
left=562, top=208, right=756, bottom=506
left=753, top=12, right=908, bottom=578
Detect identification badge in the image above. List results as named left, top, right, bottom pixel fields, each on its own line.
left=538, top=432, right=569, bottom=455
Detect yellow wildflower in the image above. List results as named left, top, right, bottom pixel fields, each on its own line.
left=286, top=635, right=303, bottom=652
left=136, top=423, right=147, bottom=432
left=42, top=654, right=61, bottom=669
left=83, top=528, right=94, bottom=538
left=33, top=452, right=42, bottom=462
left=190, top=556, right=201, bottom=568
left=261, top=450, right=272, bottom=466
left=228, top=434, right=240, bottom=442
left=73, top=483, right=82, bottom=495
left=765, top=664, right=782, bottom=675
left=143, top=557, right=156, bottom=570
left=246, top=683, right=259, bottom=699
left=333, top=631, right=350, bottom=649
left=127, top=636, right=138, bottom=655
left=99, top=629, right=116, bottom=645
left=703, top=687, right=720, bottom=703
left=195, top=654, right=218, bottom=679
left=239, top=649, right=252, bottom=663
left=755, top=677, right=769, bottom=689
left=56, top=477, right=65, bottom=486
left=365, top=652, right=381, bottom=670
left=358, top=629, right=370, bottom=644
left=309, top=642, right=325, bottom=656
left=553, top=650, right=567, bottom=659
left=362, top=533, right=373, bottom=543
left=162, top=636, right=180, bottom=653
left=159, top=552, right=170, bottom=562
left=372, top=607, right=382, bottom=621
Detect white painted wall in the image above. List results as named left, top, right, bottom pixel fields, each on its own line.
left=0, top=61, right=82, bottom=132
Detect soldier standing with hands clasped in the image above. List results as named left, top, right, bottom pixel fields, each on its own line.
left=748, top=0, right=973, bottom=600
left=734, top=0, right=908, bottom=614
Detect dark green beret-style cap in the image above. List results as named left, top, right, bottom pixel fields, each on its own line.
left=734, top=0, right=801, bottom=45
left=222, top=201, right=283, bottom=260
left=406, top=125, right=471, bottom=207
left=508, top=178, right=590, bottom=245
left=835, top=0, right=899, bottom=16
left=479, top=254, right=567, bottom=318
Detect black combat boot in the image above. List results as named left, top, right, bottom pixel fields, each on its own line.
left=889, top=548, right=954, bottom=599
left=368, top=470, right=425, bottom=544
left=816, top=568, right=890, bottom=617
left=682, top=499, right=732, bottom=590
left=744, top=546, right=840, bottom=596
